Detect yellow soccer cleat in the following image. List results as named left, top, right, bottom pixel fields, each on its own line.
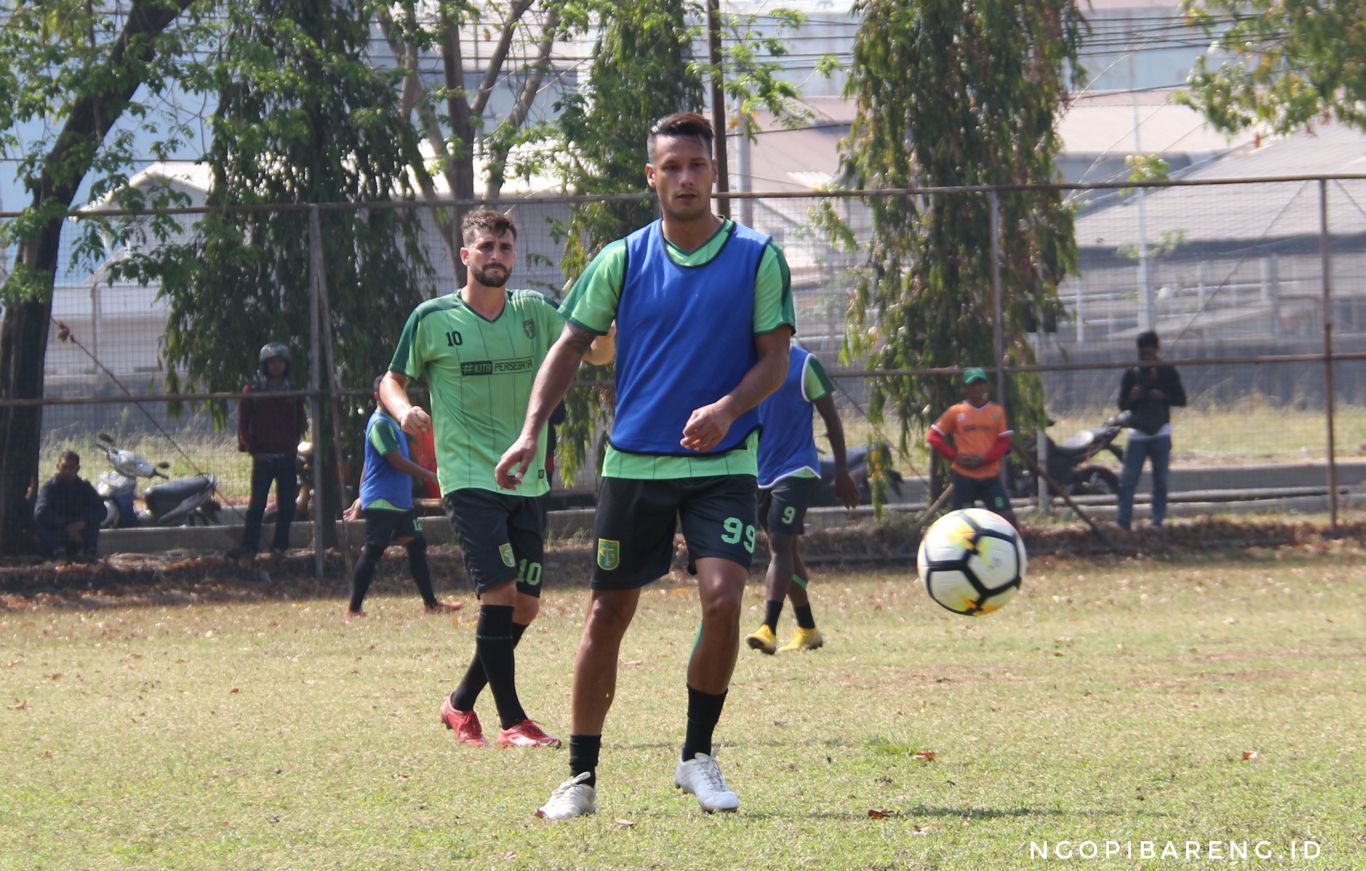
left=777, top=627, right=824, bottom=653
left=745, top=624, right=778, bottom=655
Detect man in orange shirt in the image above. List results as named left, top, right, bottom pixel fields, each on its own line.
left=926, top=367, right=1018, bottom=528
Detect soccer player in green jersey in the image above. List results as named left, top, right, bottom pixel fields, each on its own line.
left=497, top=113, right=795, bottom=819
left=381, top=209, right=614, bottom=750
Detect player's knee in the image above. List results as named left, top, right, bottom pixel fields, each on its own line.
left=768, top=531, right=797, bottom=555
left=699, top=583, right=743, bottom=624
left=514, top=594, right=540, bottom=625
left=585, top=595, right=634, bottom=638
left=360, top=543, right=386, bottom=564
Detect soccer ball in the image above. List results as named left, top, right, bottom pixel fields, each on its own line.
left=917, top=508, right=1026, bottom=616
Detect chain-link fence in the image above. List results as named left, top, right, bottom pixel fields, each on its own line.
left=6, top=176, right=1366, bottom=531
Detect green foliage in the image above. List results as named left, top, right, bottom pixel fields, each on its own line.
left=545, top=1, right=811, bottom=483
left=834, top=0, right=1084, bottom=474
left=120, top=1, right=432, bottom=444
left=1118, top=227, right=1187, bottom=261
left=0, top=0, right=209, bottom=271
left=544, top=0, right=704, bottom=484
left=1180, top=0, right=1366, bottom=134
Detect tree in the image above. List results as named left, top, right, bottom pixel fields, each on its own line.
left=1180, top=0, right=1366, bottom=135
left=547, top=0, right=705, bottom=484
left=0, top=0, right=200, bottom=555
left=121, top=0, right=433, bottom=537
left=834, top=0, right=1084, bottom=495
left=544, top=0, right=809, bottom=483
left=376, top=0, right=581, bottom=277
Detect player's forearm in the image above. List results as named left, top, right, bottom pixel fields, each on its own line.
left=718, top=331, right=791, bottom=419
left=520, top=338, right=587, bottom=441
left=814, top=395, right=849, bottom=468
left=384, top=451, right=430, bottom=480
left=926, top=427, right=957, bottom=460
left=378, top=373, right=414, bottom=421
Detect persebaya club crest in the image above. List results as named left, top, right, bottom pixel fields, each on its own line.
left=597, top=539, right=621, bottom=571
left=523, top=319, right=536, bottom=339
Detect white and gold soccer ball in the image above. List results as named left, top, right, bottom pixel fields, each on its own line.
left=916, top=508, right=1026, bottom=616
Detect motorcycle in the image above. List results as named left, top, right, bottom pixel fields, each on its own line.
left=93, top=433, right=221, bottom=528
left=1007, top=412, right=1130, bottom=498
left=811, top=443, right=904, bottom=506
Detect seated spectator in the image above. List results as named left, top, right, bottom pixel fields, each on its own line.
left=34, top=450, right=105, bottom=563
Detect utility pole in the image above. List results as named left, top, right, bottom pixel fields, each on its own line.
left=707, top=0, right=730, bottom=218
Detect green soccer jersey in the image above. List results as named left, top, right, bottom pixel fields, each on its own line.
left=560, top=218, right=796, bottom=480
left=390, top=289, right=563, bottom=496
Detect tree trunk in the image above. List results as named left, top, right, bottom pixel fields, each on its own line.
left=0, top=241, right=58, bottom=554
left=0, top=0, right=190, bottom=554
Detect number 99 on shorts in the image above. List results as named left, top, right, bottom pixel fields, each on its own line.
left=720, top=516, right=756, bottom=554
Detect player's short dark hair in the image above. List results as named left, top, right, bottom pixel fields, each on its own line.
left=461, top=208, right=517, bottom=244
left=647, top=112, right=713, bottom=161
left=59, top=450, right=80, bottom=465
left=1136, top=330, right=1160, bottom=350
left=372, top=374, right=386, bottom=394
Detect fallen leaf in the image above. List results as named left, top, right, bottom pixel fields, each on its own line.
left=868, top=809, right=900, bottom=819
left=613, top=818, right=636, bottom=828
left=8, top=700, right=27, bottom=710
left=1241, top=751, right=1258, bottom=761
left=48, top=673, right=62, bottom=681
left=230, top=687, right=240, bottom=694
left=912, top=751, right=936, bottom=762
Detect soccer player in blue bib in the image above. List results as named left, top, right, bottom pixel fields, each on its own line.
left=342, top=375, right=459, bottom=617
left=746, top=343, right=860, bottom=655
left=497, top=112, right=795, bottom=820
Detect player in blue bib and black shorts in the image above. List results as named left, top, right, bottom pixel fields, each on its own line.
left=343, top=375, right=459, bottom=617
left=746, top=343, right=860, bottom=655
left=497, top=112, right=795, bottom=820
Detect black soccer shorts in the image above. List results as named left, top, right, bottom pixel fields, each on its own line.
left=590, top=474, right=757, bottom=590
left=757, top=475, right=817, bottom=536
left=443, top=488, right=546, bottom=597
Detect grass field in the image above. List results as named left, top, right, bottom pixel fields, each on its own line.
left=3, top=554, right=1363, bottom=869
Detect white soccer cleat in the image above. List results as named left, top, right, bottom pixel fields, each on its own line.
left=674, top=753, right=739, bottom=813
left=535, top=772, right=597, bottom=821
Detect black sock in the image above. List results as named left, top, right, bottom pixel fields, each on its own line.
left=762, top=599, right=783, bottom=632
left=569, top=734, right=602, bottom=788
left=348, top=544, right=384, bottom=612
left=682, top=685, right=727, bottom=761
left=452, top=622, right=526, bottom=711
left=794, top=604, right=816, bottom=630
left=406, top=538, right=437, bottom=606
left=474, top=606, right=526, bottom=728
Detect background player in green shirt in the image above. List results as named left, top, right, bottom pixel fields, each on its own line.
left=381, top=210, right=613, bottom=750
left=497, top=113, right=795, bottom=820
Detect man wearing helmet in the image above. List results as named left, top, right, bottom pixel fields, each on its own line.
left=230, top=343, right=308, bottom=560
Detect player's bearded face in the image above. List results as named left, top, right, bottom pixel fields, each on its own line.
left=463, top=229, right=517, bottom=289
left=471, top=263, right=508, bottom=287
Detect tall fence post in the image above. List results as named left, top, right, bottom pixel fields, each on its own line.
left=989, top=189, right=1011, bottom=507
left=989, top=189, right=1005, bottom=392
left=1318, top=180, right=1339, bottom=532
left=307, top=208, right=326, bottom=577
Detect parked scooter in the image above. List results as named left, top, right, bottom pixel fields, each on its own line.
left=811, top=443, right=905, bottom=506
left=1007, top=412, right=1130, bottom=498
left=93, top=433, right=221, bottom=528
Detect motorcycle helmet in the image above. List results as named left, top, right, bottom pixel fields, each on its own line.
left=259, top=343, right=291, bottom=375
